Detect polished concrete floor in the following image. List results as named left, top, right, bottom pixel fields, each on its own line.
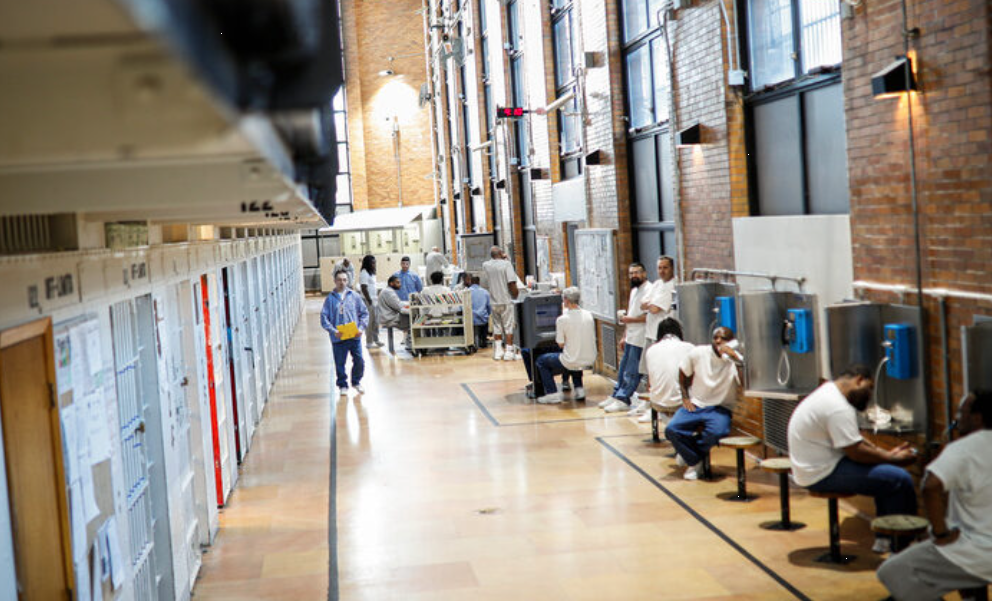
left=192, top=297, right=905, bottom=600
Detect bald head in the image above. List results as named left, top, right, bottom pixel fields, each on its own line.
left=491, top=246, right=503, bottom=259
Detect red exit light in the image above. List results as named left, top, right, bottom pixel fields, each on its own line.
left=496, top=106, right=526, bottom=119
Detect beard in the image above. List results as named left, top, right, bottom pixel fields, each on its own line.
left=848, top=387, right=872, bottom=412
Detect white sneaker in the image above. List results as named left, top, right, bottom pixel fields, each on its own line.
left=599, top=397, right=618, bottom=409
left=871, top=537, right=892, bottom=554
left=683, top=465, right=699, bottom=481
left=354, top=384, right=365, bottom=394
left=573, top=387, right=586, bottom=401
left=627, top=400, right=650, bottom=416
left=537, top=392, right=562, bottom=404
left=493, top=341, right=504, bottom=361
left=338, top=387, right=349, bottom=397
left=637, top=412, right=653, bottom=423
left=502, top=348, right=517, bottom=361
left=676, top=454, right=687, bottom=467
left=603, top=399, right=630, bottom=413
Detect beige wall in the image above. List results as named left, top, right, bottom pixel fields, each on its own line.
left=342, top=0, right=435, bottom=211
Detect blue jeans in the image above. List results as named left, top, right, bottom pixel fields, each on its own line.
left=521, top=348, right=573, bottom=396
left=664, top=405, right=732, bottom=466
left=807, top=457, right=917, bottom=517
left=536, top=352, right=583, bottom=395
left=332, top=336, right=365, bottom=389
left=611, top=344, right=643, bottom=403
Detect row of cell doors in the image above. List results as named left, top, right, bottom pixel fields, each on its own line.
left=0, top=247, right=302, bottom=600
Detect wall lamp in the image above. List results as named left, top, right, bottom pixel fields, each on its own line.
left=676, top=123, right=702, bottom=146
left=872, top=56, right=917, bottom=98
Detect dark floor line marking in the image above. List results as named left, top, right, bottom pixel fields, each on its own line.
left=328, top=388, right=339, bottom=601
left=461, top=382, right=500, bottom=427
left=596, top=437, right=812, bottom=601
left=462, top=383, right=632, bottom=427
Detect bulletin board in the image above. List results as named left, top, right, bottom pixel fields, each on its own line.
left=54, top=316, right=126, bottom=601
left=574, top=229, right=617, bottom=321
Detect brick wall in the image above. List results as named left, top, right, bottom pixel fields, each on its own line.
left=344, top=0, right=435, bottom=210
left=843, top=0, right=992, bottom=434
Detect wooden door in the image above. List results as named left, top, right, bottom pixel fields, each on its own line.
left=0, top=319, right=72, bottom=600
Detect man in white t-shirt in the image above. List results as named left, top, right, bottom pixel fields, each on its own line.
left=878, top=389, right=992, bottom=600
left=629, top=255, right=677, bottom=417
left=359, top=255, right=382, bottom=349
left=600, top=263, right=650, bottom=413
left=664, top=326, right=744, bottom=480
left=482, top=246, right=520, bottom=361
left=535, top=287, right=597, bottom=405
left=787, top=364, right=917, bottom=552
left=641, top=318, right=695, bottom=426
left=425, top=246, right=448, bottom=280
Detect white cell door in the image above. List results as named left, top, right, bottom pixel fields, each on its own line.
left=153, top=286, right=201, bottom=599
left=109, top=299, right=158, bottom=601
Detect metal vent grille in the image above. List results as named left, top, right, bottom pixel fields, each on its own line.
left=600, top=322, right=617, bottom=370
left=0, top=215, right=52, bottom=254
left=763, top=398, right=799, bottom=454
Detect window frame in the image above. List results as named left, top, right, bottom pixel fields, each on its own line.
left=551, top=0, right=582, bottom=179
left=740, top=0, right=848, bottom=216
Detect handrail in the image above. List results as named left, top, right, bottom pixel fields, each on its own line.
left=689, top=268, right=806, bottom=291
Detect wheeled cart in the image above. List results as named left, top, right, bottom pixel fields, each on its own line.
left=408, top=290, right=475, bottom=356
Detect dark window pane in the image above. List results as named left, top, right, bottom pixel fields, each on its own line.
left=803, top=84, right=849, bottom=214
left=748, top=0, right=795, bottom=89
left=637, top=230, right=663, bottom=268
left=478, top=0, right=487, bottom=32
left=632, top=137, right=660, bottom=222
left=626, top=45, right=654, bottom=128
left=520, top=172, right=534, bottom=225
left=657, top=131, right=674, bottom=221
left=622, top=0, right=649, bottom=42
left=563, top=157, right=582, bottom=179
left=482, top=38, right=490, bottom=80
left=754, top=96, right=803, bottom=214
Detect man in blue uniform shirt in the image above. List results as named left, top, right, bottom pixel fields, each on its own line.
left=321, top=271, right=370, bottom=397
left=393, top=256, right=423, bottom=301
left=468, top=275, right=491, bottom=349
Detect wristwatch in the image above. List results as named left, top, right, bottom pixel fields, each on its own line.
left=931, top=528, right=952, bottom=539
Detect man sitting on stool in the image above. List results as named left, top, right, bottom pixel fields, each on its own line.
left=788, top=364, right=917, bottom=554
left=535, top=287, right=596, bottom=404
left=878, top=389, right=992, bottom=600
left=642, top=317, right=695, bottom=426
left=468, top=276, right=491, bottom=349
left=665, top=326, right=743, bottom=480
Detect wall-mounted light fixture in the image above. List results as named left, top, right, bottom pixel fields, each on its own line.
left=871, top=56, right=917, bottom=98
left=676, top=123, right=702, bottom=146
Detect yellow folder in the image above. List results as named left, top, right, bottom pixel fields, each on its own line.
left=336, top=321, right=359, bottom=340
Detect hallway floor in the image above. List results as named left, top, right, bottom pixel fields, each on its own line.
left=192, top=297, right=899, bottom=600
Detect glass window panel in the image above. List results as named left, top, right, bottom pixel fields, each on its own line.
left=319, top=235, right=338, bottom=258
left=510, top=57, right=525, bottom=105
left=637, top=230, right=663, bottom=270
left=478, top=0, right=487, bottom=32
left=519, top=172, right=534, bottom=225
left=563, top=157, right=582, bottom=179
left=651, top=37, right=670, bottom=123
left=507, top=0, right=520, bottom=51
left=754, top=97, right=803, bottom=215
left=800, top=0, right=841, bottom=72
left=656, top=132, right=674, bottom=221
left=626, top=45, right=654, bottom=128
left=336, top=173, right=352, bottom=206
left=334, top=112, right=347, bottom=137
left=301, top=238, right=318, bottom=267
left=748, top=0, right=795, bottom=89
left=553, top=15, right=574, bottom=87
left=622, top=0, right=649, bottom=42
left=552, top=0, right=567, bottom=8
left=337, top=143, right=349, bottom=172
left=648, top=0, right=664, bottom=28
left=632, top=137, right=660, bottom=222
left=332, top=88, right=345, bottom=111
left=484, top=84, right=494, bottom=131
left=559, top=97, right=580, bottom=154
left=481, top=37, right=490, bottom=80
left=803, top=84, right=849, bottom=214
